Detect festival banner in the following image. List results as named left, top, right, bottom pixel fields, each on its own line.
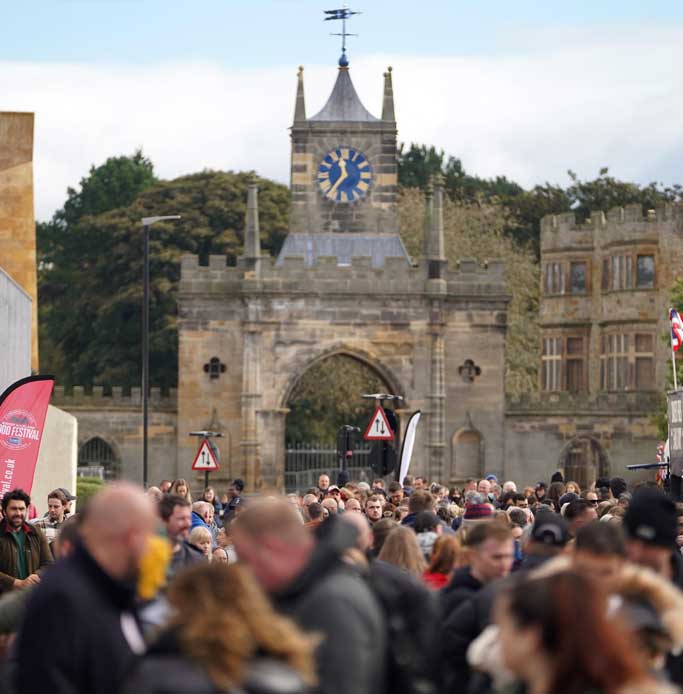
left=0, top=375, right=54, bottom=496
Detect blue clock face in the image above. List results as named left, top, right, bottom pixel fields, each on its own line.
left=317, top=147, right=373, bottom=203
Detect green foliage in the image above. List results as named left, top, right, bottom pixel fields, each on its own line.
left=38, top=154, right=290, bottom=389
left=285, top=355, right=385, bottom=443
left=76, top=476, right=106, bottom=507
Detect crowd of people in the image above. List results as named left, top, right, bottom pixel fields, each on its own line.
left=0, top=469, right=682, bottom=693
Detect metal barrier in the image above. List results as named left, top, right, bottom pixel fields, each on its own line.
left=284, top=442, right=373, bottom=492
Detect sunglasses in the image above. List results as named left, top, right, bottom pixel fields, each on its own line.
left=587, top=499, right=598, bottom=505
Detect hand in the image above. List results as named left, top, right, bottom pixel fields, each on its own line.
left=327, top=159, right=348, bottom=199
left=26, top=573, right=41, bottom=585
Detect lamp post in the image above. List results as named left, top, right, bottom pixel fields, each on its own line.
left=141, top=215, right=181, bottom=488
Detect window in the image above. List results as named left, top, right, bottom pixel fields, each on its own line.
left=600, top=332, right=656, bottom=391
left=569, top=262, right=587, bottom=294
left=78, top=437, right=119, bottom=480
left=542, top=337, right=562, bottom=391
left=541, top=335, right=586, bottom=393
left=566, top=337, right=585, bottom=393
left=544, top=262, right=565, bottom=295
left=602, top=252, right=656, bottom=292
left=636, top=255, right=655, bottom=288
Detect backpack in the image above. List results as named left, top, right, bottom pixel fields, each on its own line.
left=366, top=561, right=439, bottom=694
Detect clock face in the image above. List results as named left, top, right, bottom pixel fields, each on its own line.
left=317, top=147, right=373, bottom=203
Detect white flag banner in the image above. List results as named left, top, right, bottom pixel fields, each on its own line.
left=398, top=410, right=421, bottom=484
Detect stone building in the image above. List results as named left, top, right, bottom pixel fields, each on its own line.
left=505, top=205, right=683, bottom=487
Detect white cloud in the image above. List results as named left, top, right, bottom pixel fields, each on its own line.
left=2, top=25, right=683, bottom=220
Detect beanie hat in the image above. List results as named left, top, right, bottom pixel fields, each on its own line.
left=610, top=477, right=628, bottom=498
left=559, top=492, right=579, bottom=508
left=551, top=471, right=564, bottom=484
left=463, top=503, right=494, bottom=521
left=624, top=488, right=677, bottom=548
left=485, top=474, right=498, bottom=483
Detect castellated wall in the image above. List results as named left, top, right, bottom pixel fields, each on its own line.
left=52, top=386, right=177, bottom=485
left=177, top=253, right=509, bottom=489
left=0, top=113, right=38, bottom=370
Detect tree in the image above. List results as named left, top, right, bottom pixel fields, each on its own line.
left=38, top=161, right=290, bottom=390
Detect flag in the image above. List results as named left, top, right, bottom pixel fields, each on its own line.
left=0, top=376, right=54, bottom=497
left=671, top=308, right=683, bottom=352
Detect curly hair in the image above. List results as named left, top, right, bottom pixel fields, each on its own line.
left=167, top=562, right=318, bottom=690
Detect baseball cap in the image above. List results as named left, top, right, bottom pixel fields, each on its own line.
left=624, top=487, right=677, bottom=548
left=531, top=510, right=570, bottom=547
left=485, top=474, right=498, bottom=483
left=58, top=488, right=76, bottom=501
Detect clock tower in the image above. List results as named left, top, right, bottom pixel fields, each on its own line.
left=288, top=57, right=399, bottom=238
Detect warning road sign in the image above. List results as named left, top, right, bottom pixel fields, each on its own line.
left=191, top=439, right=220, bottom=471
left=364, top=406, right=394, bottom=441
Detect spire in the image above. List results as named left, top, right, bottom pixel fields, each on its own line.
left=382, top=66, right=395, bottom=122
left=309, top=67, right=378, bottom=122
left=423, top=177, right=434, bottom=259
left=293, top=66, right=306, bottom=122
left=243, top=176, right=261, bottom=273
left=425, top=174, right=446, bottom=279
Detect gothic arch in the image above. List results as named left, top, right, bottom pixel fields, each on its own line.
left=450, top=414, right=484, bottom=482
left=279, top=342, right=407, bottom=410
left=558, top=436, right=609, bottom=489
left=78, top=435, right=121, bottom=480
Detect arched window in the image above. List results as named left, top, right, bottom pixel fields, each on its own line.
left=451, top=429, right=483, bottom=482
left=78, top=437, right=119, bottom=480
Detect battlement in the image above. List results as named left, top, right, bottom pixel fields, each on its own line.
left=541, top=203, right=683, bottom=237
left=179, top=253, right=508, bottom=298
left=52, top=385, right=178, bottom=412
left=506, top=390, right=662, bottom=415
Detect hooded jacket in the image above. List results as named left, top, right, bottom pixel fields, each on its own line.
left=272, top=516, right=386, bottom=694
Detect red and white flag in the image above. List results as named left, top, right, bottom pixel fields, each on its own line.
left=671, top=308, right=683, bottom=352
left=0, top=376, right=54, bottom=497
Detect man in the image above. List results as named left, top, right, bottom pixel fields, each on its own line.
left=401, top=490, right=435, bottom=528
left=159, top=479, right=172, bottom=494
left=463, top=479, right=477, bottom=493
left=15, top=483, right=158, bottom=694
left=318, top=473, right=330, bottom=496
left=190, top=501, right=212, bottom=530
left=502, top=480, right=517, bottom=494
left=56, top=488, right=77, bottom=517
left=233, top=498, right=385, bottom=694
left=344, top=498, right=362, bottom=514
left=321, top=497, right=338, bottom=516
left=440, top=522, right=514, bottom=691
left=624, top=486, right=683, bottom=585
left=477, top=478, right=492, bottom=497
left=0, top=489, right=52, bottom=593
left=223, top=478, right=245, bottom=521
left=365, top=495, right=384, bottom=524
left=372, top=478, right=385, bottom=492
left=159, top=494, right=203, bottom=574
left=387, top=481, right=404, bottom=506
left=31, top=488, right=69, bottom=548
left=573, top=521, right=626, bottom=588
left=519, top=509, right=570, bottom=570
left=413, top=476, right=428, bottom=491
left=513, top=493, right=529, bottom=510
left=564, top=498, right=598, bottom=536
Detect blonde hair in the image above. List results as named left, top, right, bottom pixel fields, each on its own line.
left=168, top=563, right=318, bottom=690
left=378, top=525, right=426, bottom=578
left=189, top=526, right=211, bottom=547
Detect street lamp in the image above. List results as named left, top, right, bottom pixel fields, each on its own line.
left=141, top=215, right=181, bottom=488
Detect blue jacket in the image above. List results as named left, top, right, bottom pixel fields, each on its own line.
left=190, top=512, right=209, bottom=531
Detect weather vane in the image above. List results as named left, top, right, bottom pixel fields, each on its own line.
left=324, top=5, right=361, bottom=66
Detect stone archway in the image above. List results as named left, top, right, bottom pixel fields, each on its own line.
left=559, top=437, right=609, bottom=489
left=78, top=436, right=121, bottom=480
left=280, top=349, right=406, bottom=492
left=450, top=414, right=484, bottom=483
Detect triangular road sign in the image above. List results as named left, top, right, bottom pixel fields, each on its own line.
left=364, top=406, right=394, bottom=441
left=191, top=439, right=220, bottom=471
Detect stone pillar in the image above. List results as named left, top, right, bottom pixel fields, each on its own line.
left=427, top=306, right=446, bottom=482
left=258, top=408, right=289, bottom=490
left=240, top=307, right=262, bottom=491
left=0, top=113, right=38, bottom=370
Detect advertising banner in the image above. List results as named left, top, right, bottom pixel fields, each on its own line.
left=668, top=390, right=683, bottom=477
left=0, top=376, right=54, bottom=496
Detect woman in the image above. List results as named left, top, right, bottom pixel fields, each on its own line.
left=422, top=535, right=460, bottom=590
left=201, top=486, right=223, bottom=517
left=494, top=570, right=674, bottom=694
left=122, top=563, right=317, bottom=694
left=170, top=478, right=192, bottom=503
left=565, top=480, right=581, bottom=495
left=377, top=525, right=426, bottom=579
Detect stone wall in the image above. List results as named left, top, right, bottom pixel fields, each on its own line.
left=0, top=113, right=38, bottom=370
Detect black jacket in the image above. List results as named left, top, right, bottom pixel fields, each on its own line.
left=121, top=629, right=312, bottom=694
left=14, top=543, right=142, bottom=694
left=273, top=516, right=386, bottom=694
left=441, top=566, right=483, bottom=618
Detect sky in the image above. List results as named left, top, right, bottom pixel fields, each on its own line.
left=2, top=1, right=683, bottom=220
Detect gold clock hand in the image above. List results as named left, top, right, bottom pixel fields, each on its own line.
left=327, top=159, right=348, bottom=198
